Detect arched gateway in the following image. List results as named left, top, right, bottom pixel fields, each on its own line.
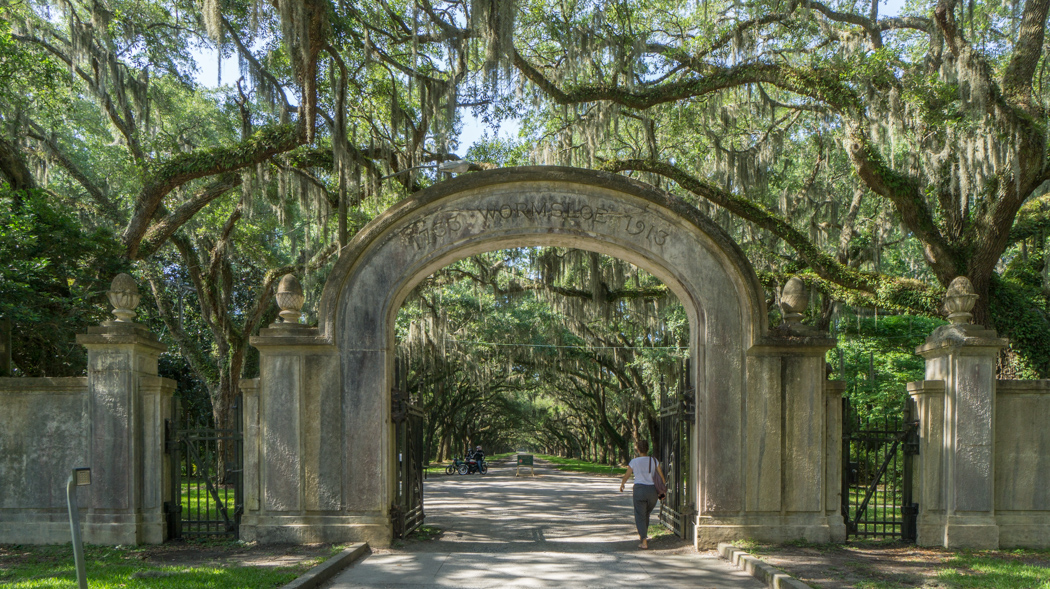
left=240, top=167, right=845, bottom=548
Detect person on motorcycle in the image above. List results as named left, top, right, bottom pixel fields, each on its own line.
left=470, top=445, right=486, bottom=472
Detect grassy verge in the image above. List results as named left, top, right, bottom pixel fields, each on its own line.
left=936, top=550, right=1050, bottom=589
left=0, top=542, right=336, bottom=589
left=535, top=454, right=626, bottom=476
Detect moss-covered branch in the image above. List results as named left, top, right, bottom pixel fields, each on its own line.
left=123, top=124, right=303, bottom=259
left=603, top=158, right=939, bottom=313
left=511, top=49, right=863, bottom=114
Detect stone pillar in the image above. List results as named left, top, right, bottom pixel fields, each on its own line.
left=825, top=379, right=847, bottom=541
left=75, top=274, right=175, bottom=544
left=729, top=277, right=842, bottom=544
left=241, top=274, right=355, bottom=544
left=913, top=277, right=1006, bottom=549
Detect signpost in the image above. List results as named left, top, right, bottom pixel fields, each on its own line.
left=516, top=454, right=535, bottom=477
left=66, top=467, right=91, bottom=589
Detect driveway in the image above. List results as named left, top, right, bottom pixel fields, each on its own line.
left=321, top=457, right=763, bottom=588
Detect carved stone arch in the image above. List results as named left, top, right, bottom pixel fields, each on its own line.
left=242, top=167, right=844, bottom=548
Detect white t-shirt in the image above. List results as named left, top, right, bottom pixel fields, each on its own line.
left=629, top=456, right=660, bottom=485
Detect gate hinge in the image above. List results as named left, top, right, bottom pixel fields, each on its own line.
left=903, top=420, right=920, bottom=456
left=164, top=419, right=174, bottom=453
left=901, top=502, right=919, bottom=517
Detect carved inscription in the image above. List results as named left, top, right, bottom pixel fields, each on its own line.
left=396, top=197, right=671, bottom=252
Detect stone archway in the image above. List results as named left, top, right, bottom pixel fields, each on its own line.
left=241, top=167, right=844, bottom=548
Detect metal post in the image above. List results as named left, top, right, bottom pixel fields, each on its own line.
left=66, top=468, right=91, bottom=589
left=0, top=317, right=11, bottom=377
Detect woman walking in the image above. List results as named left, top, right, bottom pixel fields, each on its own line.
left=619, top=439, right=666, bottom=549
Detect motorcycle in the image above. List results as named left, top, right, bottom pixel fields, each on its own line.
left=445, top=456, right=467, bottom=475
left=466, top=456, right=488, bottom=475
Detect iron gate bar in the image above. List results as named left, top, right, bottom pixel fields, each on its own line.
left=841, top=397, right=918, bottom=541
left=852, top=431, right=905, bottom=531
left=659, top=360, right=694, bottom=540
left=392, top=356, right=425, bottom=539
left=165, top=396, right=243, bottom=540
left=181, top=430, right=235, bottom=532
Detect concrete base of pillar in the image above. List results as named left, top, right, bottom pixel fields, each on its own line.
left=240, top=514, right=392, bottom=547
left=825, top=513, right=848, bottom=542
left=695, top=515, right=840, bottom=548
left=83, top=512, right=167, bottom=545
left=997, top=513, right=1050, bottom=549
left=0, top=511, right=71, bottom=544
left=918, top=515, right=1000, bottom=549
left=945, top=519, right=1000, bottom=550
left=0, top=510, right=166, bottom=544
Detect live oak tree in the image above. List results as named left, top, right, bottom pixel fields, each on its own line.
left=498, top=0, right=1050, bottom=336
left=0, top=0, right=480, bottom=427
left=6, top=0, right=1050, bottom=435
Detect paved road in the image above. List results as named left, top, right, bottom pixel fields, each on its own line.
left=322, top=458, right=763, bottom=588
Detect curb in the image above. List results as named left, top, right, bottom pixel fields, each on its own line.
left=281, top=542, right=370, bottom=589
left=717, top=543, right=812, bottom=589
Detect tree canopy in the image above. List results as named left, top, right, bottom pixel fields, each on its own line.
left=3, top=0, right=1050, bottom=443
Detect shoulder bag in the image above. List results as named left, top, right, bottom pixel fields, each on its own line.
left=650, top=456, right=667, bottom=500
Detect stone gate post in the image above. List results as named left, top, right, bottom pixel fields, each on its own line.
left=74, top=274, right=175, bottom=544
left=913, top=277, right=1006, bottom=549
left=734, top=277, right=845, bottom=544
left=240, top=274, right=362, bottom=544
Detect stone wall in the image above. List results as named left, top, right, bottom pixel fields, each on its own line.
left=0, top=275, right=175, bottom=545
left=995, top=379, right=1050, bottom=548
left=0, top=377, right=90, bottom=543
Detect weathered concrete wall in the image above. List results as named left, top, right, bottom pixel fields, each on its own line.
left=0, top=314, right=175, bottom=544
left=0, top=378, right=90, bottom=543
left=995, top=380, right=1050, bottom=548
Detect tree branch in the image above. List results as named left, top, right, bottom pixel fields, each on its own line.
left=124, top=123, right=303, bottom=259
left=1001, top=0, right=1050, bottom=107
left=512, top=48, right=861, bottom=114
left=136, top=173, right=242, bottom=259
left=25, top=127, right=119, bottom=222
left=602, top=158, right=939, bottom=313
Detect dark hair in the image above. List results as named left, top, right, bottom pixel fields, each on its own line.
left=635, top=439, right=649, bottom=454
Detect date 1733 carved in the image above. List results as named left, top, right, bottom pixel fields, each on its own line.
left=244, top=167, right=841, bottom=548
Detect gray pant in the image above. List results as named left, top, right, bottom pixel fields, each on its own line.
left=632, top=484, right=659, bottom=539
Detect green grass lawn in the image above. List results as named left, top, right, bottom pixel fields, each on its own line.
left=936, top=551, right=1050, bottom=589
left=535, top=454, right=626, bottom=476
left=0, top=543, right=335, bottom=589
left=180, top=482, right=235, bottom=523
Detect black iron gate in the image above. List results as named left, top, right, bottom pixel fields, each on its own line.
left=842, top=397, right=918, bottom=541
left=659, top=361, right=695, bottom=539
left=392, top=358, right=425, bottom=538
left=165, top=396, right=243, bottom=540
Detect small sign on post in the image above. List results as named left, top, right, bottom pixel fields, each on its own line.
left=516, top=454, right=535, bottom=477
left=67, top=467, right=91, bottom=589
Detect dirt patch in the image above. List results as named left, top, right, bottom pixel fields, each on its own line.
left=745, top=542, right=952, bottom=588
left=744, top=541, right=1050, bottom=589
